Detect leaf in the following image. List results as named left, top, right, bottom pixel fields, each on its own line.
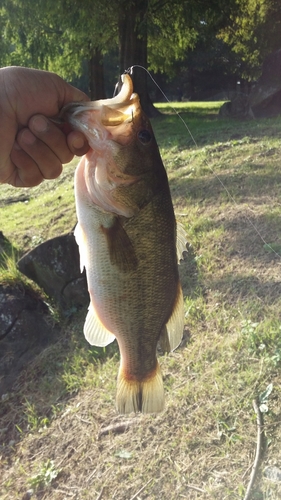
left=263, top=243, right=281, bottom=255
left=259, top=383, right=273, bottom=404
left=115, top=449, right=132, bottom=459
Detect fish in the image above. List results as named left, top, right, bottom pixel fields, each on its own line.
left=61, top=74, right=186, bottom=414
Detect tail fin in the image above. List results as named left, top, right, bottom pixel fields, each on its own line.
left=116, top=361, right=164, bottom=414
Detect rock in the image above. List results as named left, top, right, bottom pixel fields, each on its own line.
left=249, top=49, right=281, bottom=118
left=219, top=94, right=250, bottom=119
left=219, top=49, right=281, bottom=118
left=264, top=465, right=281, bottom=482
left=0, top=283, right=60, bottom=395
left=17, top=233, right=89, bottom=311
left=21, top=491, right=34, bottom=500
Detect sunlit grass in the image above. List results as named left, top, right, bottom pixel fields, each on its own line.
left=0, top=250, right=25, bottom=284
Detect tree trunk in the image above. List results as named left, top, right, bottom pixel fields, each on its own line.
left=118, top=0, right=161, bottom=117
left=88, top=47, right=106, bottom=100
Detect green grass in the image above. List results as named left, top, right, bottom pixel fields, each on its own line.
left=0, top=157, right=77, bottom=254
left=1, top=101, right=281, bottom=499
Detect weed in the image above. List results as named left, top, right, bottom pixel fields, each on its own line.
left=241, top=319, right=260, bottom=348
left=0, top=250, right=22, bottom=284
left=0, top=250, right=48, bottom=308
left=24, top=399, right=50, bottom=432
left=28, top=459, right=61, bottom=490
left=241, top=319, right=281, bottom=370
left=259, top=383, right=273, bottom=413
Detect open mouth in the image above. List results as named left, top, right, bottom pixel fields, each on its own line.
left=60, top=74, right=140, bottom=128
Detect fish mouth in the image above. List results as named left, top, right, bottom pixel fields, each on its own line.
left=60, top=74, right=141, bottom=131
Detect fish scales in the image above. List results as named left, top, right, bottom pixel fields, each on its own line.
left=62, top=74, right=186, bottom=414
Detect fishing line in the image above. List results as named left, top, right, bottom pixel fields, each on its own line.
left=129, top=64, right=281, bottom=260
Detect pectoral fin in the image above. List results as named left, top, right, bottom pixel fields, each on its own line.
left=84, top=303, right=116, bottom=347
left=101, top=217, right=138, bottom=273
left=159, top=282, right=184, bottom=353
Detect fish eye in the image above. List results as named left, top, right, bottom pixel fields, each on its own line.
left=137, top=129, right=152, bottom=145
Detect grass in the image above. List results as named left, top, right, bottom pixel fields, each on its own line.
left=0, top=156, right=77, bottom=255
left=1, top=100, right=281, bottom=499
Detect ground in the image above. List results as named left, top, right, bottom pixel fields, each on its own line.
left=1, top=102, right=281, bottom=499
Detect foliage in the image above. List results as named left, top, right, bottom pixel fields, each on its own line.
left=28, top=459, right=61, bottom=490
left=0, top=0, right=248, bottom=92
left=0, top=0, right=117, bottom=80
left=218, top=0, right=281, bottom=79
left=1, top=0, right=281, bottom=93
left=147, top=1, right=199, bottom=76
left=0, top=251, right=24, bottom=285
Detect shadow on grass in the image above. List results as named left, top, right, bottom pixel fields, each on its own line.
left=0, top=314, right=119, bottom=452
left=222, top=211, right=281, bottom=260
left=0, top=250, right=200, bottom=455
left=179, top=244, right=200, bottom=299
left=208, top=273, right=281, bottom=304
left=152, top=112, right=281, bottom=149
left=198, top=212, right=281, bottom=265
left=170, top=170, right=281, bottom=204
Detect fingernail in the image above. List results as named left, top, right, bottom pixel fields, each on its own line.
left=72, top=136, right=85, bottom=149
left=21, top=129, right=36, bottom=145
left=32, top=115, right=48, bottom=133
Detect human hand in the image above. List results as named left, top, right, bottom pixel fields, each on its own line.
left=0, top=66, right=90, bottom=187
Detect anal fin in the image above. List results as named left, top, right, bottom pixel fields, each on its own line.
left=159, top=282, right=184, bottom=353
left=84, top=303, right=116, bottom=347
left=176, top=220, right=188, bottom=263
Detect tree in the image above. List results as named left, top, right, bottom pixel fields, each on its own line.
left=0, top=0, right=118, bottom=99
left=116, top=0, right=237, bottom=114
left=117, top=0, right=152, bottom=113
left=1, top=0, right=202, bottom=113
left=218, top=0, right=281, bottom=80
left=0, top=0, right=250, bottom=107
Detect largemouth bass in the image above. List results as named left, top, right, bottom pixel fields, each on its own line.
left=62, top=74, right=186, bottom=413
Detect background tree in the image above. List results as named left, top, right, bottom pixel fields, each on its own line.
left=218, top=0, right=281, bottom=80
left=1, top=0, right=280, bottom=107
left=0, top=0, right=117, bottom=99
left=116, top=0, right=240, bottom=113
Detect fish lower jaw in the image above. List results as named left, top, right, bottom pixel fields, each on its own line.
left=116, top=362, right=164, bottom=414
